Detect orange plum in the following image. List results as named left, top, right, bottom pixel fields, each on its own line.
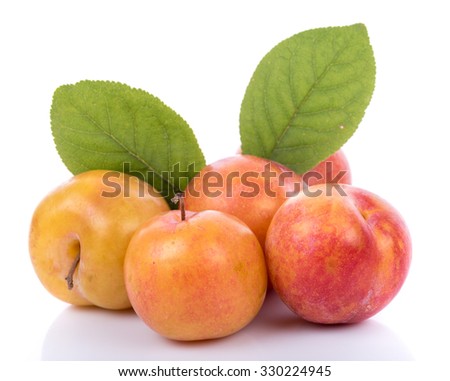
left=184, top=151, right=351, bottom=248
left=124, top=208, right=267, bottom=341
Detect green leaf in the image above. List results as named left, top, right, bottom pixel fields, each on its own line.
left=240, top=23, right=376, bottom=173
left=51, top=80, right=205, bottom=207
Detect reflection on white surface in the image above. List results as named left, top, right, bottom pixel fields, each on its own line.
left=41, top=292, right=413, bottom=361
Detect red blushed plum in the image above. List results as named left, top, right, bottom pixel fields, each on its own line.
left=265, top=184, right=412, bottom=324
left=302, top=149, right=352, bottom=186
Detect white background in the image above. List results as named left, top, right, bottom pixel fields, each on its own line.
left=1, top=0, right=449, bottom=374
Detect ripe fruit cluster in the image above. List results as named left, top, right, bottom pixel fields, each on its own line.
left=29, top=149, right=411, bottom=341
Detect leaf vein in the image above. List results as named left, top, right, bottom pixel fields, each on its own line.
left=79, top=111, right=172, bottom=188
left=268, top=41, right=350, bottom=156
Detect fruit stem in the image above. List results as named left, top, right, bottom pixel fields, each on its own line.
left=180, top=193, right=186, bottom=221
left=65, top=253, right=80, bottom=290
left=171, top=192, right=186, bottom=221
